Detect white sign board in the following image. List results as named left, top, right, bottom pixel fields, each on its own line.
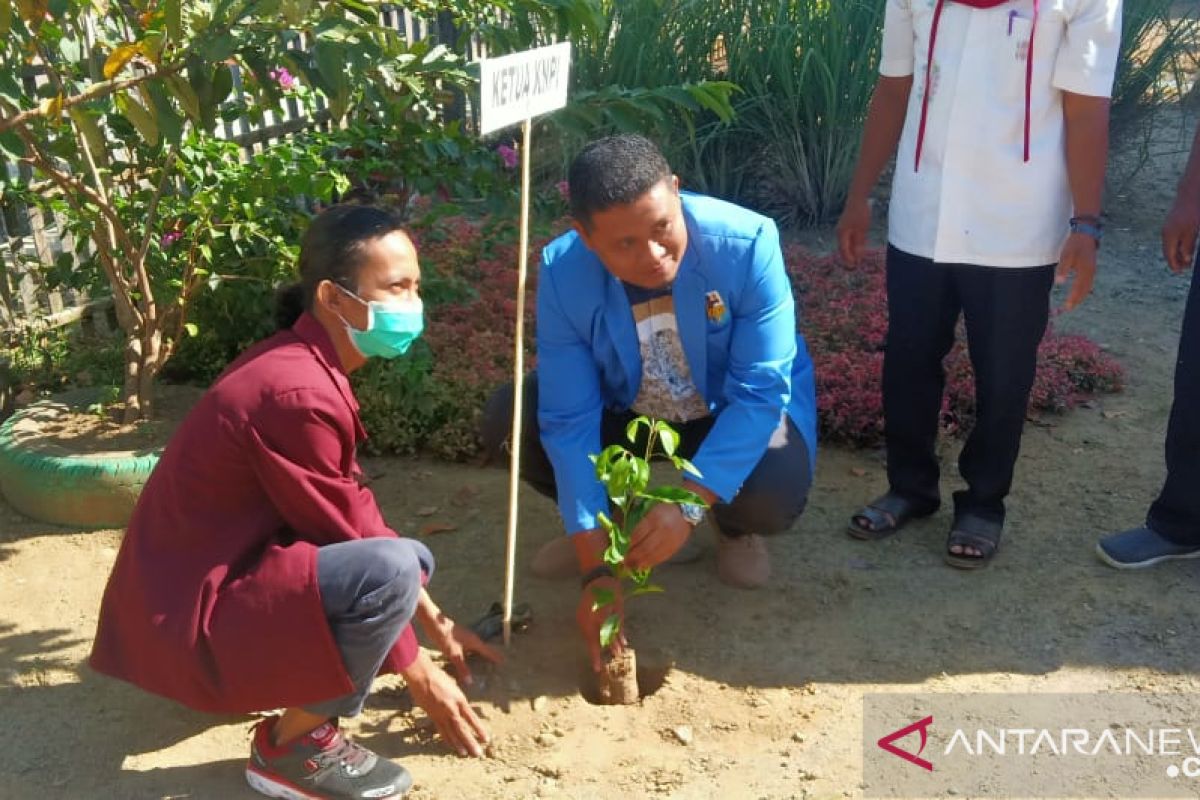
left=479, top=42, right=571, bottom=135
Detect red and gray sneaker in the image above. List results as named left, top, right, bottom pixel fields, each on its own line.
left=246, top=717, right=412, bottom=800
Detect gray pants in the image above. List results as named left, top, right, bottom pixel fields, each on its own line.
left=481, top=372, right=812, bottom=537
left=304, top=537, right=433, bottom=718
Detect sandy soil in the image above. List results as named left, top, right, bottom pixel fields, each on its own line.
left=16, top=385, right=205, bottom=455
left=2, top=117, right=1200, bottom=800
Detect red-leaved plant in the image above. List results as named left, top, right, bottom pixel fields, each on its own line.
left=357, top=214, right=1125, bottom=459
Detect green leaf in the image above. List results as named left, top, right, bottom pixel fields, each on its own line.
left=147, top=82, right=184, bottom=144
left=608, top=455, right=631, bottom=500
left=166, top=73, right=201, bottom=121
left=313, top=40, right=350, bottom=117
left=657, top=423, right=680, bottom=457
left=625, top=416, right=649, bottom=445
left=139, top=31, right=167, bottom=63
left=199, top=32, right=237, bottom=63
left=0, top=131, right=24, bottom=161
left=164, top=0, right=182, bottom=41
left=116, top=92, right=159, bottom=147
left=0, top=70, right=22, bottom=108
left=67, top=106, right=106, bottom=163
left=590, top=586, right=614, bottom=612
left=184, top=322, right=198, bottom=337
left=598, top=613, right=621, bottom=648
left=211, top=65, right=234, bottom=105
left=630, top=457, right=650, bottom=495
left=638, top=486, right=707, bottom=505
left=672, top=456, right=702, bottom=478
left=0, top=0, right=11, bottom=37
left=628, top=583, right=664, bottom=598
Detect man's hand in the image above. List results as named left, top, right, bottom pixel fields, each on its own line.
left=425, top=618, right=504, bottom=688
left=577, top=575, right=625, bottom=673
left=1163, top=197, right=1200, bottom=274
left=836, top=196, right=872, bottom=267
left=1055, top=231, right=1099, bottom=311
left=401, top=650, right=490, bottom=757
left=624, top=503, right=694, bottom=572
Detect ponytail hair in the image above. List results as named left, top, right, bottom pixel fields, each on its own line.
left=274, top=282, right=306, bottom=331
left=276, top=203, right=408, bottom=331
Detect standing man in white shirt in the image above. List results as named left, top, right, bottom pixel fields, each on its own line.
left=837, top=0, right=1123, bottom=568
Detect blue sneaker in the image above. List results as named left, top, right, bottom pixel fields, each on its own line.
left=1096, top=527, right=1200, bottom=570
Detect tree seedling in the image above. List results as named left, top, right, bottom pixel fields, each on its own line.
left=588, top=416, right=707, bottom=703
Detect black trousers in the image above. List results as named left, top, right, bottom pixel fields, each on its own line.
left=481, top=372, right=813, bottom=537
left=1148, top=257, right=1200, bottom=544
left=883, top=245, right=1055, bottom=524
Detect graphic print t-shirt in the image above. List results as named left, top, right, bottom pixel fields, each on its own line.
left=624, top=282, right=709, bottom=423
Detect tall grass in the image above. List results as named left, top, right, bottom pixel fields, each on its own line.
left=562, top=0, right=888, bottom=225
left=1113, top=0, right=1198, bottom=126
left=549, top=0, right=1198, bottom=227
left=1109, top=0, right=1199, bottom=186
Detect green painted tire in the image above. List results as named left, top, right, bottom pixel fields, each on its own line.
left=0, top=389, right=161, bottom=529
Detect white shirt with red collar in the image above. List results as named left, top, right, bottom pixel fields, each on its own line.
left=881, top=0, right=1122, bottom=267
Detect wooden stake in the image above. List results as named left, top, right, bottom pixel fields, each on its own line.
left=502, top=117, right=533, bottom=646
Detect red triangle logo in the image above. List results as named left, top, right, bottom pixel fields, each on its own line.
left=877, top=715, right=934, bottom=771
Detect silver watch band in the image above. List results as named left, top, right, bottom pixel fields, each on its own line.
left=679, top=502, right=705, bottom=526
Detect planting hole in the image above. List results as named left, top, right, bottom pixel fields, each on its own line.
left=578, top=648, right=673, bottom=705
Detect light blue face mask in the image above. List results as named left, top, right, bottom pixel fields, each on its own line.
left=336, top=285, right=424, bottom=360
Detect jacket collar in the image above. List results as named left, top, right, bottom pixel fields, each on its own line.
left=292, top=312, right=367, bottom=440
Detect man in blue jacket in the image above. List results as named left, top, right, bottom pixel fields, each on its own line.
left=483, top=134, right=817, bottom=669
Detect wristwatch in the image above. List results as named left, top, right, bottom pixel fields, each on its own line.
left=1069, top=215, right=1104, bottom=249
left=678, top=502, right=706, bottom=527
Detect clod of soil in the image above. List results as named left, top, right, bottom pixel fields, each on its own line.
left=580, top=647, right=673, bottom=705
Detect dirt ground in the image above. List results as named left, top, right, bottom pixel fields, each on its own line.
left=3, top=117, right=1200, bottom=800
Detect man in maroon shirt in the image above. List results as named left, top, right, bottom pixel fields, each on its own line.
left=91, top=205, right=499, bottom=800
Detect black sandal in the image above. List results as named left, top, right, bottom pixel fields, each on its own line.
left=847, top=492, right=938, bottom=541
left=944, top=514, right=1003, bottom=570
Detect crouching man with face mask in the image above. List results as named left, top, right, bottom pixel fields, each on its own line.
left=90, top=204, right=501, bottom=800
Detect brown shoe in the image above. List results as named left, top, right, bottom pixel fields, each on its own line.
left=716, top=533, right=769, bottom=589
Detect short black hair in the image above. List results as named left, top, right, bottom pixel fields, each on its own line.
left=275, top=204, right=407, bottom=330
left=567, top=134, right=672, bottom=228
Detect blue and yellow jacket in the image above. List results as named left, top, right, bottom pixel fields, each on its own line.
left=536, top=192, right=818, bottom=534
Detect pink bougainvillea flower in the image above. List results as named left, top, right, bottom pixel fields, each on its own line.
left=160, top=231, right=182, bottom=247
left=497, top=143, right=518, bottom=170
left=269, top=67, right=296, bottom=91
left=556, top=180, right=569, bottom=202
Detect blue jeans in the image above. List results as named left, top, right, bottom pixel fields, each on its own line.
left=303, top=537, right=434, bottom=718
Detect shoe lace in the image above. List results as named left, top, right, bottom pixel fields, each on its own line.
left=313, top=735, right=371, bottom=772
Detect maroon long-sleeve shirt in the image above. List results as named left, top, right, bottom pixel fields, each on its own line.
left=90, top=312, right=422, bottom=713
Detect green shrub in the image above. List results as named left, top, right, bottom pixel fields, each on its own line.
left=1, top=324, right=124, bottom=395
